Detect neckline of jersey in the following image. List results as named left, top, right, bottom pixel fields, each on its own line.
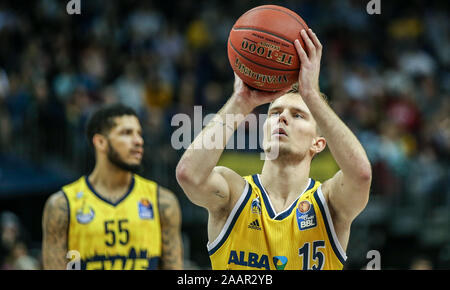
left=252, top=174, right=315, bottom=220
left=84, top=175, right=136, bottom=207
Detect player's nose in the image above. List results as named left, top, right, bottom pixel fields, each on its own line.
left=133, top=133, right=144, bottom=146
left=277, top=110, right=289, bottom=126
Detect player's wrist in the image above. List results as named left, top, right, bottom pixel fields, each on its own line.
left=300, top=87, right=321, bottom=100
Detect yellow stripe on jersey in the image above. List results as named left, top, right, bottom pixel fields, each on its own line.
left=208, top=174, right=347, bottom=270
left=62, top=174, right=162, bottom=270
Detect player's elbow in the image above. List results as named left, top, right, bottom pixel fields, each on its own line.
left=176, top=161, right=202, bottom=188
left=358, top=163, right=372, bottom=208
left=344, top=161, right=372, bottom=187
left=350, top=162, right=372, bottom=208
left=359, top=162, right=372, bottom=183
left=176, top=161, right=190, bottom=185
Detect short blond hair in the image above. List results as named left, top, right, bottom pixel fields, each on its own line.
left=287, top=83, right=329, bottom=103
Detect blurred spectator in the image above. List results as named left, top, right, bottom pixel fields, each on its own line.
left=0, top=211, right=39, bottom=270
left=114, top=62, right=145, bottom=114
left=409, top=256, right=434, bottom=270
left=0, top=68, right=9, bottom=97
left=1, top=212, right=20, bottom=252
left=4, top=241, right=40, bottom=270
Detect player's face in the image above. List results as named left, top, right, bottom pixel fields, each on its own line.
left=105, top=115, right=144, bottom=172
left=263, top=93, right=319, bottom=160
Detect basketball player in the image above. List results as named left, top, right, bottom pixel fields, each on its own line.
left=176, top=29, right=371, bottom=270
left=42, top=104, right=183, bottom=270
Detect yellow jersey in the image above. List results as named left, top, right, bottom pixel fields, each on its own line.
left=207, top=174, right=347, bottom=270
left=62, top=174, right=162, bottom=270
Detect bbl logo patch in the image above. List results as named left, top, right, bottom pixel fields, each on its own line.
left=296, top=200, right=317, bottom=231
left=138, top=199, right=154, bottom=220
left=251, top=196, right=261, bottom=215
left=76, top=205, right=95, bottom=224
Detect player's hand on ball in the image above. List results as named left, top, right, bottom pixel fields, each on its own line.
left=232, top=73, right=290, bottom=111
left=294, top=29, right=322, bottom=98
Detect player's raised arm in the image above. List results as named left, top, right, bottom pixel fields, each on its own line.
left=42, top=191, right=69, bottom=270
left=294, top=29, right=372, bottom=223
left=176, top=75, right=288, bottom=212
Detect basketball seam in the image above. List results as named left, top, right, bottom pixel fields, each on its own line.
left=239, top=6, right=308, bottom=30
left=229, top=40, right=298, bottom=72
left=233, top=27, right=293, bottom=44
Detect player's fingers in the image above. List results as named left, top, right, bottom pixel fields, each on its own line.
left=233, top=73, right=251, bottom=95
left=294, top=39, right=309, bottom=65
left=234, top=72, right=241, bottom=82
left=233, top=72, right=243, bottom=87
left=300, top=29, right=316, bottom=58
left=307, top=29, right=322, bottom=55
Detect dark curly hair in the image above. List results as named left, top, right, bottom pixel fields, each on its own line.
left=85, top=103, right=139, bottom=148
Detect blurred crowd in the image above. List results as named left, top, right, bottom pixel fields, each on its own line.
left=0, top=211, right=40, bottom=269
left=0, top=0, right=449, bottom=269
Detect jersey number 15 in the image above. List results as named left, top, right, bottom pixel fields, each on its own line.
left=298, top=240, right=325, bottom=270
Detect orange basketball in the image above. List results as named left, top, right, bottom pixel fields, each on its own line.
left=227, top=5, right=309, bottom=91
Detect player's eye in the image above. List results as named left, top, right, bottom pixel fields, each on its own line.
left=270, top=111, right=280, bottom=116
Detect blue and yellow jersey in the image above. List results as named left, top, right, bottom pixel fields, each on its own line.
left=62, top=174, right=161, bottom=270
left=207, top=174, right=347, bottom=270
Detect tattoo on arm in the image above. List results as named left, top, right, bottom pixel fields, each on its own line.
left=159, top=188, right=183, bottom=270
left=42, top=191, right=69, bottom=270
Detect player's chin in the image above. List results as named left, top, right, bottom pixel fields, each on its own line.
left=267, top=137, right=290, bottom=150
left=126, top=156, right=142, bottom=166
left=124, top=160, right=143, bottom=173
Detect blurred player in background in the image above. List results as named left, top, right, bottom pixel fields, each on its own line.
left=176, top=29, right=372, bottom=270
left=42, top=104, right=183, bottom=270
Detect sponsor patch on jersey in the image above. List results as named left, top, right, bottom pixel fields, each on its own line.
left=76, top=206, right=95, bottom=224
left=251, top=196, right=261, bottom=215
left=273, top=256, right=288, bottom=270
left=228, top=250, right=270, bottom=269
left=296, top=200, right=317, bottom=231
left=138, top=199, right=154, bottom=220
left=248, top=219, right=261, bottom=230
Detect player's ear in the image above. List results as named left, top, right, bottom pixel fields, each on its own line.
left=311, top=136, right=326, bottom=156
left=93, top=133, right=108, bottom=152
